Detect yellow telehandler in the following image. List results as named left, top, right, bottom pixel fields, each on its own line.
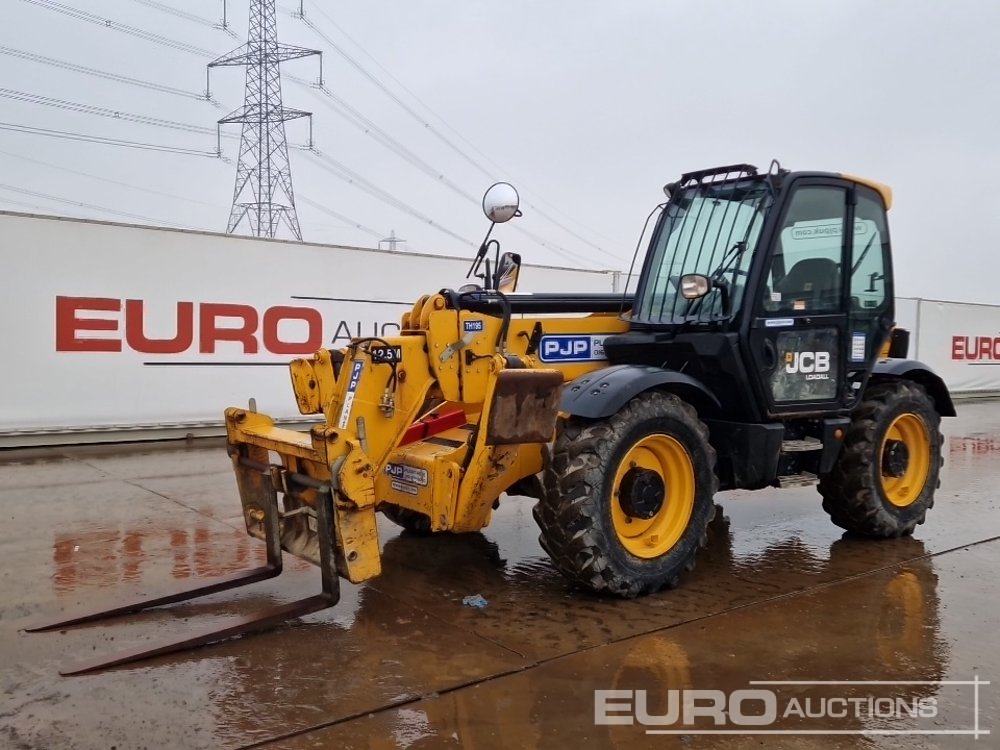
left=31, top=163, right=954, bottom=673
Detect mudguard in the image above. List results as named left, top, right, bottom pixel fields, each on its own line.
left=871, top=359, right=956, bottom=417
left=560, top=364, right=721, bottom=419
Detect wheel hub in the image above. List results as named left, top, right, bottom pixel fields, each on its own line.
left=618, top=467, right=666, bottom=520
left=882, top=439, right=910, bottom=478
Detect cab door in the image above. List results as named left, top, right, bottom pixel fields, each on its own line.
left=746, top=181, right=852, bottom=416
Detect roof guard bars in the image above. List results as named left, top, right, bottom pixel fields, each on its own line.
left=680, top=163, right=759, bottom=186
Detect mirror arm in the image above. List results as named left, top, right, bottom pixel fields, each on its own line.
left=482, top=256, right=492, bottom=290
left=717, top=279, right=732, bottom=317
left=467, top=225, right=496, bottom=279
left=492, top=242, right=502, bottom=288
left=867, top=271, right=884, bottom=293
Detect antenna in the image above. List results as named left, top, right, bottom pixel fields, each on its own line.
left=208, top=0, right=321, bottom=240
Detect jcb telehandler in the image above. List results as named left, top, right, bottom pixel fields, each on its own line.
left=31, top=163, right=954, bottom=674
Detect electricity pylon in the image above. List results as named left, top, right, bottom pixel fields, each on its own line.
left=208, top=0, right=321, bottom=240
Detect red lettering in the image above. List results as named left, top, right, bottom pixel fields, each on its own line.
left=199, top=303, right=258, bottom=354
left=979, top=337, right=992, bottom=360
left=262, top=306, right=323, bottom=355
left=124, top=300, right=194, bottom=354
left=55, top=297, right=121, bottom=352
left=964, top=336, right=976, bottom=360
left=951, top=336, right=964, bottom=360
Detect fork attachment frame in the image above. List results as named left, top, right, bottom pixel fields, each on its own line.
left=26, top=456, right=341, bottom=675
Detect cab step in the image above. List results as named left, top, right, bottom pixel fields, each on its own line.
left=780, top=438, right=823, bottom=452
left=777, top=471, right=819, bottom=488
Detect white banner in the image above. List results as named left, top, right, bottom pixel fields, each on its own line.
left=1, top=212, right=617, bottom=442
left=914, top=299, right=1000, bottom=394
left=895, top=296, right=919, bottom=335
left=4, top=212, right=996, bottom=445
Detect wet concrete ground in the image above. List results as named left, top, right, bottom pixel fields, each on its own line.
left=1, top=402, right=998, bottom=749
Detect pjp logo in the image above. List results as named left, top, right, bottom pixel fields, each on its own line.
left=539, top=335, right=608, bottom=363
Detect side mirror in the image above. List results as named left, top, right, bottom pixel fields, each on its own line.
left=495, top=252, right=521, bottom=293
left=680, top=274, right=713, bottom=300
left=482, top=182, right=520, bottom=224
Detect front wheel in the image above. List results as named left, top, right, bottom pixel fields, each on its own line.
left=380, top=504, right=434, bottom=534
left=819, top=380, right=943, bottom=537
left=534, top=391, right=718, bottom=598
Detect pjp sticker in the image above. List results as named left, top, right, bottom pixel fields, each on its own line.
left=337, top=359, right=365, bottom=429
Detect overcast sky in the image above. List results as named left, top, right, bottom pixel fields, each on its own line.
left=2, top=0, right=999, bottom=303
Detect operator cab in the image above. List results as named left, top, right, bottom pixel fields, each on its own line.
left=606, top=163, right=896, bottom=422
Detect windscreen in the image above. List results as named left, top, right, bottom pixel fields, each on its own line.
left=632, top=180, right=772, bottom=324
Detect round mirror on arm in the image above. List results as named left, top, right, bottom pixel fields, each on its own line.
left=482, top=182, right=520, bottom=224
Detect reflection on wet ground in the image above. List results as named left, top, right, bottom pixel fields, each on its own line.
left=1, top=402, right=998, bottom=749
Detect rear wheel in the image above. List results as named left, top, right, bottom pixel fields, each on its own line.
left=819, top=380, right=942, bottom=537
left=535, top=391, right=717, bottom=597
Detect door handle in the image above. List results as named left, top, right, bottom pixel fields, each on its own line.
left=762, top=339, right=777, bottom=370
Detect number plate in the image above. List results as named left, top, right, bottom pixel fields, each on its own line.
left=369, top=345, right=402, bottom=364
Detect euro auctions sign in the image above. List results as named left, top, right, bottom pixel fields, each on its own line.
left=951, top=335, right=1000, bottom=362
left=54, top=297, right=400, bottom=356
left=915, top=299, right=1000, bottom=394
left=595, top=677, right=991, bottom=738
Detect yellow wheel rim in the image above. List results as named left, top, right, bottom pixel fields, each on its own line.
left=611, top=434, right=695, bottom=558
left=880, top=413, right=931, bottom=507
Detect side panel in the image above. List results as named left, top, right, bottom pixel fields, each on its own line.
left=560, top=364, right=721, bottom=419
left=870, top=359, right=956, bottom=417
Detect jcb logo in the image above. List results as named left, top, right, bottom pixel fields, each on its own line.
left=785, top=351, right=831, bottom=374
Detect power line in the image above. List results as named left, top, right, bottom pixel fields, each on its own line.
left=297, top=194, right=385, bottom=241
left=304, top=139, right=597, bottom=265
left=0, top=46, right=213, bottom=103
left=287, top=74, right=477, bottom=206
left=287, top=77, right=600, bottom=265
left=0, top=149, right=229, bottom=209
left=298, top=0, right=623, bottom=260
left=131, top=0, right=238, bottom=39
left=0, top=196, right=69, bottom=215
left=0, top=183, right=194, bottom=228
left=286, top=76, right=604, bottom=263
left=0, top=122, right=222, bottom=157
left=306, top=149, right=475, bottom=248
left=17, top=0, right=619, bottom=263
left=0, top=87, right=279, bottom=151
left=293, top=8, right=491, bottom=179
left=0, top=88, right=219, bottom=137
left=20, top=0, right=216, bottom=58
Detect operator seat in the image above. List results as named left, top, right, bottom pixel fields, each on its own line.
left=775, top=257, right=840, bottom=311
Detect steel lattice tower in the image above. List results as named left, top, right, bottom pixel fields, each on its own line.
left=208, top=0, right=320, bottom=240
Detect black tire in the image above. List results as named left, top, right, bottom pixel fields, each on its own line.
left=380, top=503, right=434, bottom=534
left=819, top=380, right=943, bottom=537
left=534, top=391, right=718, bottom=597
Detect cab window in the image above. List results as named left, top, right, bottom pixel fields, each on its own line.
left=763, top=187, right=846, bottom=314
left=850, top=190, right=890, bottom=311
